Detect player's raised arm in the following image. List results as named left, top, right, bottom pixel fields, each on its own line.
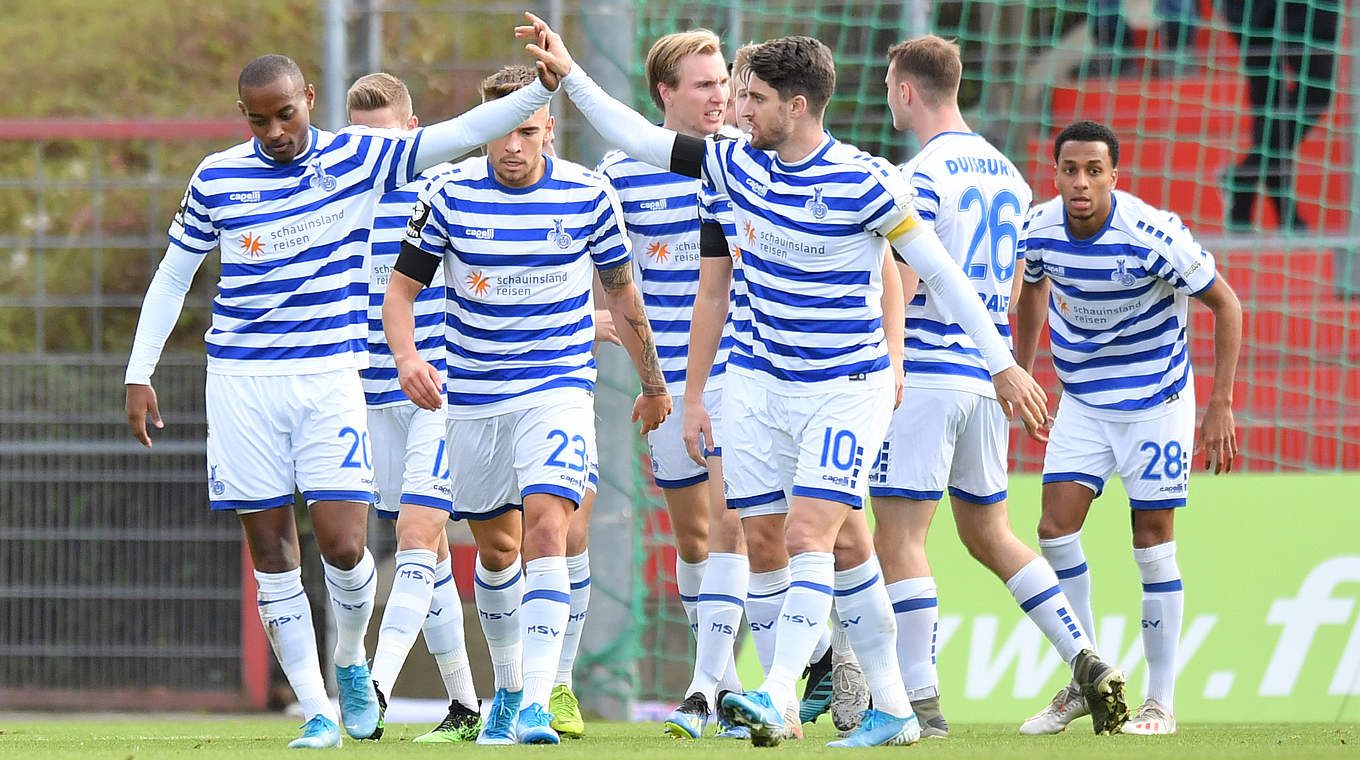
left=517, top=13, right=707, bottom=179
left=411, top=73, right=555, bottom=174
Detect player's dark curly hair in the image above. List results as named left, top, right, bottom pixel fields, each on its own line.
left=746, top=36, right=835, bottom=115
left=1053, top=120, right=1120, bottom=167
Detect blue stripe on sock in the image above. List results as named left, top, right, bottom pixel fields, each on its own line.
left=1019, top=584, right=1061, bottom=613
left=892, top=597, right=937, bottom=614
left=570, top=577, right=591, bottom=590
left=522, top=588, right=571, bottom=605
left=747, top=585, right=789, bottom=600
left=790, top=580, right=833, bottom=595
left=475, top=567, right=523, bottom=590
left=257, top=588, right=307, bottom=606
left=1143, top=579, right=1184, bottom=593
left=1054, top=562, right=1089, bottom=580
left=680, top=593, right=699, bottom=602
left=433, top=573, right=453, bottom=589
left=325, top=564, right=376, bottom=592
left=697, top=593, right=745, bottom=607
left=833, top=573, right=880, bottom=597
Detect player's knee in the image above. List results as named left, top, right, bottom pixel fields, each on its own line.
left=1036, top=512, right=1081, bottom=541
left=476, top=537, right=520, bottom=571
left=1131, top=510, right=1175, bottom=547
left=785, top=518, right=833, bottom=555
left=318, top=537, right=365, bottom=570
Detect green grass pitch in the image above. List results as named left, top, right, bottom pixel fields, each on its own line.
left=0, top=719, right=1353, bottom=759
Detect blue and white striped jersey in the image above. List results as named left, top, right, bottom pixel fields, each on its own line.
left=168, top=124, right=422, bottom=375
left=697, top=181, right=752, bottom=363
left=1021, top=189, right=1217, bottom=417
left=699, top=135, right=916, bottom=393
left=899, top=131, right=1031, bottom=399
left=404, top=155, right=632, bottom=417
left=596, top=151, right=732, bottom=394
left=363, top=163, right=452, bottom=408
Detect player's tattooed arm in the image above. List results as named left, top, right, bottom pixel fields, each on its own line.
left=599, top=263, right=667, bottom=397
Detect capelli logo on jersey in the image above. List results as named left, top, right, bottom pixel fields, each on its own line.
left=640, top=198, right=668, bottom=211
left=466, top=271, right=492, bottom=297
left=805, top=187, right=828, bottom=219
left=744, top=178, right=768, bottom=197
left=307, top=160, right=338, bottom=192
left=228, top=190, right=261, bottom=203
left=646, top=241, right=670, bottom=261
left=547, top=219, right=573, bottom=249
left=467, top=227, right=495, bottom=240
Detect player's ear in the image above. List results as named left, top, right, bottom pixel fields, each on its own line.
left=790, top=93, right=807, bottom=118
left=407, top=115, right=419, bottom=130
left=237, top=100, right=247, bottom=118
left=1110, top=166, right=1118, bottom=190
left=303, top=83, right=316, bottom=108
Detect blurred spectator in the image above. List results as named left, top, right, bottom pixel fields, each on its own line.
left=1088, top=0, right=1197, bottom=75
left=1220, top=0, right=1341, bottom=231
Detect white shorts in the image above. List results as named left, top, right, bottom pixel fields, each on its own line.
left=869, top=388, right=1009, bottom=505
left=446, top=393, right=596, bottom=521
left=646, top=386, right=723, bottom=489
left=721, top=375, right=894, bottom=518
left=368, top=403, right=453, bottom=519
left=1042, top=393, right=1195, bottom=509
left=205, top=369, right=375, bottom=512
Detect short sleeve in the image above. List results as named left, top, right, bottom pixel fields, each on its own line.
left=403, top=176, right=452, bottom=259
left=589, top=184, right=632, bottom=270
left=1143, top=213, right=1217, bottom=296
left=1020, top=206, right=1047, bottom=283
left=860, top=161, right=927, bottom=245
left=167, top=162, right=219, bottom=255
left=344, top=126, right=423, bottom=195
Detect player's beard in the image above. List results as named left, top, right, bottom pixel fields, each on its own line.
left=748, top=116, right=790, bottom=151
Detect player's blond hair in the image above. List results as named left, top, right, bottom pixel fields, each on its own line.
left=645, top=29, right=723, bottom=111
left=480, top=64, right=538, bottom=102
left=731, top=42, right=759, bottom=80
left=886, top=35, right=962, bottom=108
left=346, top=72, right=413, bottom=120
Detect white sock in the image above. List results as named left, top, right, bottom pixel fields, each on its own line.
left=521, top=556, right=571, bottom=708
left=255, top=568, right=335, bottom=722
left=886, top=576, right=940, bottom=700
left=811, top=623, right=831, bottom=665
left=1135, top=541, right=1182, bottom=712
left=556, top=550, right=591, bottom=689
left=758, top=552, right=834, bottom=717
left=687, top=552, right=748, bottom=704
left=424, top=555, right=478, bottom=709
left=322, top=548, right=377, bottom=668
left=746, top=567, right=790, bottom=676
left=834, top=557, right=911, bottom=717
left=677, top=557, right=707, bottom=638
left=371, top=548, right=437, bottom=697
left=829, top=606, right=857, bottom=665
left=475, top=556, right=524, bottom=692
left=1006, top=557, right=1090, bottom=663
left=1038, top=531, right=1098, bottom=653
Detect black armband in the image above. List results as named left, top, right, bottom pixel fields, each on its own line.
left=395, top=241, right=439, bottom=287
left=700, top=221, right=729, bottom=258
left=670, top=134, right=706, bottom=179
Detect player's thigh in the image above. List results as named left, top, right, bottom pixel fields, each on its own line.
left=447, top=413, right=519, bottom=522
left=510, top=394, right=595, bottom=510
left=790, top=382, right=894, bottom=510
left=367, top=404, right=413, bottom=518
left=721, top=376, right=788, bottom=520
left=1113, top=395, right=1195, bottom=512
left=292, top=369, right=376, bottom=507
left=868, top=387, right=966, bottom=504
left=947, top=393, right=1010, bottom=506
left=205, top=372, right=296, bottom=512
left=1041, top=394, right=1118, bottom=498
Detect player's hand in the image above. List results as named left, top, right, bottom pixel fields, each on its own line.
left=681, top=396, right=712, bottom=466
left=993, top=365, right=1052, bottom=443
left=396, top=356, right=444, bottom=411
left=126, top=383, right=163, bottom=448
left=632, top=391, right=672, bottom=437
left=892, top=362, right=905, bottom=410
left=594, top=308, right=621, bottom=346
left=1196, top=399, right=1238, bottom=474
left=516, top=12, right=574, bottom=84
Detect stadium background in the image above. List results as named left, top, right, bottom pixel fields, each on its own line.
left=0, top=0, right=1356, bottom=727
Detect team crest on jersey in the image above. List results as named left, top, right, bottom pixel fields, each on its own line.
left=307, top=160, right=338, bottom=192
left=646, top=241, right=670, bottom=261
left=547, top=219, right=573, bottom=249
left=1111, top=257, right=1137, bottom=286
left=209, top=465, right=225, bottom=496
left=805, top=187, right=828, bottom=219
left=240, top=233, right=265, bottom=258
left=466, top=271, right=492, bottom=297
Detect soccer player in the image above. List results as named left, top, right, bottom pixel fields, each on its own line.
left=520, top=17, right=1050, bottom=748
left=1015, top=120, right=1242, bottom=736
left=385, top=64, right=670, bottom=746
left=124, top=53, right=558, bottom=749
left=343, top=73, right=481, bottom=744
left=592, top=29, right=748, bottom=739
left=872, top=37, right=1129, bottom=738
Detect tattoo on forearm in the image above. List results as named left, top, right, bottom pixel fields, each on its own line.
left=598, top=263, right=633, bottom=291
left=623, top=288, right=666, bottom=395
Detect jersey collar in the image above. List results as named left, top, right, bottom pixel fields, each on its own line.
left=252, top=125, right=318, bottom=167
left=1063, top=192, right=1119, bottom=245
